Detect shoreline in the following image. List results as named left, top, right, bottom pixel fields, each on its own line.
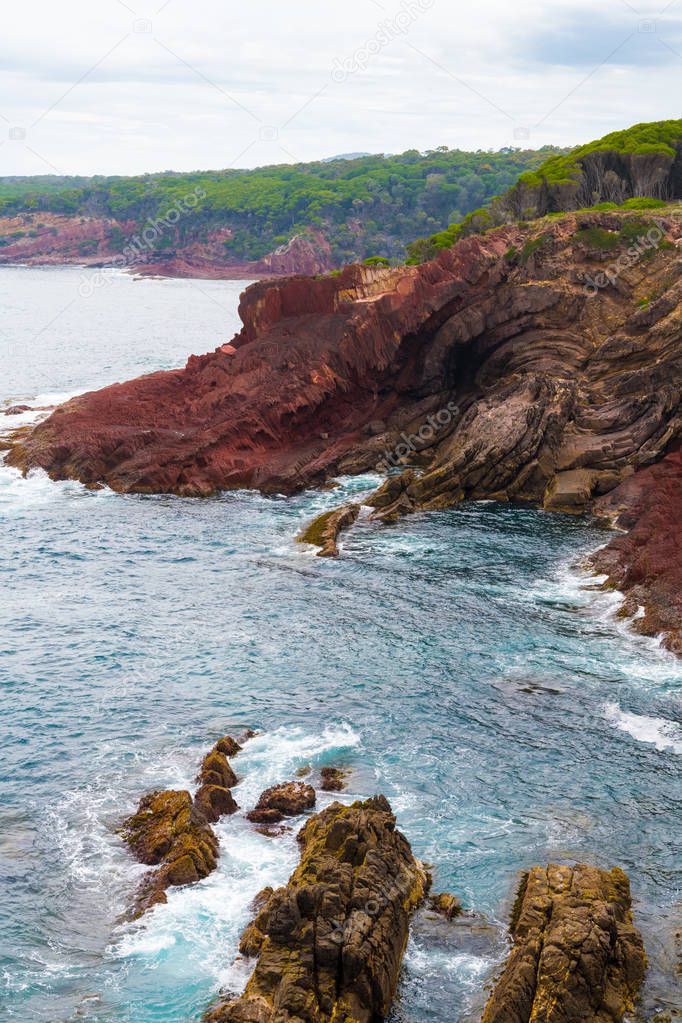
left=2, top=389, right=677, bottom=658
left=0, top=257, right=276, bottom=281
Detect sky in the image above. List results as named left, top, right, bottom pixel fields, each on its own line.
left=0, top=0, right=681, bottom=176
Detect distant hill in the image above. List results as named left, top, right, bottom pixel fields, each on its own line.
left=0, top=147, right=565, bottom=275
left=321, top=152, right=374, bottom=161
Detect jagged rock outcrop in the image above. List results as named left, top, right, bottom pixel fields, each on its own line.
left=194, top=740, right=240, bottom=822
left=246, top=781, right=316, bottom=824
left=205, top=795, right=430, bottom=1023
left=9, top=209, right=682, bottom=645
left=121, top=789, right=219, bottom=915
left=481, top=864, right=646, bottom=1023
left=121, top=734, right=242, bottom=913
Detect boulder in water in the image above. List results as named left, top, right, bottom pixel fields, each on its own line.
left=481, top=863, right=646, bottom=1023
left=246, top=781, right=316, bottom=824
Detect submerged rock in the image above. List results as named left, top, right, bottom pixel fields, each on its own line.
left=297, top=503, right=360, bottom=557
left=481, top=863, right=646, bottom=1023
left=429, top=892, right=462, bottom=920
left=246, top=781, right=316, bottom=824
left=206, top=795, right=429, bottom=1023
left=320, top=766, right=348, bottom=791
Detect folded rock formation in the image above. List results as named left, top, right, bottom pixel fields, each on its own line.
left=206, top=795, right=430, bottom=1023
left=481, top=863, right=646, bottom=1023
left=9, top=209, right=682, bottom=645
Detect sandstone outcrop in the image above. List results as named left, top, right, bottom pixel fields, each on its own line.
left=206, top=795, right=430, bottom=1023
left=246, top=781, right=316, bottom=824
left=481, top=863, right=646, bottom=1023
left=9, top=209, right=682, bottom=645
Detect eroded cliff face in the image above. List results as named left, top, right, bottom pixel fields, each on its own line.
left=8, top=209, right=682, bottom=645
left=590, top=445, right=682, bottom=653
left=0, top=213, right=333, bottom=278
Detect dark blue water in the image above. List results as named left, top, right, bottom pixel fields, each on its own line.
left=1, top=267, right=681, bottom=1022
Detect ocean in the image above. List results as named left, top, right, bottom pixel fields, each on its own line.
left=1, top=265, right=680, bottom=1022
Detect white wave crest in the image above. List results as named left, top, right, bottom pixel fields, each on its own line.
left=604, top=702, right=682, bottom=754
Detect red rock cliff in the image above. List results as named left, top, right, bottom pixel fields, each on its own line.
left=8, top=210, right=682, bottom=647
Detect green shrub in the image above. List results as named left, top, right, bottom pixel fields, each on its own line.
left=574, top=226, right=620, bottom=251
left=520, top=232, right=550, bottom=261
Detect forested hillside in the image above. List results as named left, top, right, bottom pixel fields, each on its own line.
left=408, top=120, right=682, bottom=261
left=0, top=146, right=563, bottom=269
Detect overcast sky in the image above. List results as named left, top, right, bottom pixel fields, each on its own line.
left=0, top=0, right=680, bottom=176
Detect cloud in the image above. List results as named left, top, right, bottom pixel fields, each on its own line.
left=518, top=8, right=682, bottom=68
left=0, top=0, right=680, bottom=175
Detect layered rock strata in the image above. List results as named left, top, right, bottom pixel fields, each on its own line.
left=9, top=210, right=682, bottom=645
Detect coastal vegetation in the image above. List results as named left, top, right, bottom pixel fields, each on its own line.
left=0, top=146, right=563, bottom=265
left=407, top=119, right=682, bottom=262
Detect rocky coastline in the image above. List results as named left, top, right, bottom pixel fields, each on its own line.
left=118, top=732, right=654, bottom=1018
left=116, top=729, right=654, bottom=1023
left=0, top=212, right=332, bottom=279
left=8, top=208, right=681, bottom=650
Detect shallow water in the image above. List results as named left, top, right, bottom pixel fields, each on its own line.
left=1, top=266, right=681, bottom=1022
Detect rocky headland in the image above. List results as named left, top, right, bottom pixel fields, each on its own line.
left=0, top=212, right=333, bottom=279
left=8, top=207, right=682, bottom=648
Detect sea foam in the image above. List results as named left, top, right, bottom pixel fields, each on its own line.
left=604, top=702, right=682, bottom=754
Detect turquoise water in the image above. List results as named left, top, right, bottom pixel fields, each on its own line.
left=1, top=267, right=681, bottom=1022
